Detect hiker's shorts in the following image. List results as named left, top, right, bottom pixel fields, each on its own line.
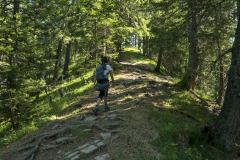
left=98, top=88, right=108, bottom=99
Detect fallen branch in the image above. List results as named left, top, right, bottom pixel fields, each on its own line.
left=169, top=109, right=201, bottom=123
left=210, top=47, right=232, bottom=72
left=189, top=90, right=211, bottom=106
left=158, top=107, right=201, bottom=123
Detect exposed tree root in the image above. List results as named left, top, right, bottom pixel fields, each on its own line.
left=189, top=90, right=212, bottom=106
left=19, top=127, right=70, bottom=160
left=159, top=107, right=201, bottom=123
left=92, top=124, right=109, bottom=132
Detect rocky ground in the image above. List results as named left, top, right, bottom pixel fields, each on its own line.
left=1, top=59, right=173, bottom=160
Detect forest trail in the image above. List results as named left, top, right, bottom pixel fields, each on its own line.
left=0, top=51, right=213, bottom=160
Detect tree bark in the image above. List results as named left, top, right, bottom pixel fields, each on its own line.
left=216, top=40, right=224, bottom=105
left=143, top=37, right=146, bottom=55
left=63, top=42, right=72, bottom=78
left=216, top=0, right=240, bottom=151
left=138, top=37, right=142, bottom=53
left=155, top=48, right=163, bottom=73
left=179, top=0, right=199, bottom=90
left=6, top=0, right=20, bottom=129
left=53, top=40, right=63, bottom=81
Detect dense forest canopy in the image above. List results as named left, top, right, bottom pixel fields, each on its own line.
left=1, top=0, right=240, bottom=155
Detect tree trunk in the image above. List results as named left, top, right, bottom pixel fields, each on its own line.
left=143, top=37, right=147, bottom=55
left=216, top=40, right=224, bottom=105
left=216, top=59, right=224, bottom=105
left=179, top=0, right=199, bottom=90
left=147, top=37, right=150, bottom=57
left=94, top=19, right=98, bottom=68
left=216, top=0, right=240, bottom=151
left=214, top=3, right=225, bottom=105
left=6, top=0, right=20, bottom=129
left=138, top=37, right=142, bottom=53
left=155, top=49, right=163, bottom=73
left=63, top=42, right=72, bottom=79
left=134, top=35, right=137, bottom=48
left=53, top=40, right=63, bottom=81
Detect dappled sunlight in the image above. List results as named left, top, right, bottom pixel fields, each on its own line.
left=1, top=48, right=229, bottom=160
left=39, top=69, right=94, bottom=99
left=70, top=82, right=94, bottom=95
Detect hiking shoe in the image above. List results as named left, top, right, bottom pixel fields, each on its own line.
left=104, top=106, right=110, bottom=112
left=92, top=107, right=100, bottom=116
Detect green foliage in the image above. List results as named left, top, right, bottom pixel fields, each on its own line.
left=123, top=48, right=156, bottom=64
left=0, top=0, right=238, bottom=157
left=0, top=0, right=148, bottom=137
left=149, top=91, right=233, bottom=160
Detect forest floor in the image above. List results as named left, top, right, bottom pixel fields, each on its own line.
left=0, top=49, right=238, bottom=160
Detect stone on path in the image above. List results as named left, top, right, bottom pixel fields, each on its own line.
left=95, top=141, right=105, bottom=147
left=64, top=139, right=106, bottom=159
left=70, top=155, right=80, bottom=160
left=100, top=132, right=111, bottom=140
left=79, top=140, right=105, bottom=154
left=107, top=114, right=117, bottom=119
left=95, top=153, right=111, bottom=160
left=83, top=129, right=92, bottom=132
left=77, top=143, right=90, bottom=150
left=84, top=116, right=97, bottom=123
left=80, top=145, right=98, bottom=154
left=105, top=122, right=121, bottom=129
left=56, top=137, right=75, bottom=144
left=65, top=151, right=80, bottom=159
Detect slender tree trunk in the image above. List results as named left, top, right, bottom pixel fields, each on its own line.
left=6, top=0, right=20, bottom=129
left=216, top=0, right=240, bottom=151
left=147, top=37, right=150, bottom=57
left=155, top=48, right=163, bottom=73
left=216, top=40, right=224, bottom=105
left=143, top=37, right=147, bottom=55
left=138, top=37, right=142, bottom=53
left=53, top=40, right=63, bottom=81
left=179, top=0, right=199, bottom=90
left=63, top=42, right=72, bottom=78
left=215, top=3, right=225, bottom=105
left=134, top=35, right=137, bottom=48
left=103, top=27, right=107, bottom=56
left=115, top=40, right=122, bottom=53
left=94, top=19, right=98, bottom=68
left=7, top=0, right=20, bottom=88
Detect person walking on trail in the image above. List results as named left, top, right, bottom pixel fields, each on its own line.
left=93, top=56, right=114, bottom=116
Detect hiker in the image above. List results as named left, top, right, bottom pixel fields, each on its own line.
left=93, top=56, right=114, bottom=115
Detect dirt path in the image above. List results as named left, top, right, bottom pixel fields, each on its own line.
left=1, top=59, right=173, bottom=160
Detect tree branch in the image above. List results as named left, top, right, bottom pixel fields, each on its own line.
left=211, top=48, right=232, bottom=72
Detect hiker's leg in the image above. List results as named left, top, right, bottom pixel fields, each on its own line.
left=93, top=91, right=104, bottom=115
left=103, top=88, right=109, bottom=105
left=103, top=88, right=110, bottom=111
left=96, top=98, right=102, bottom=106
left=103, top=96, right=108, bottom=106
left=96, top=90, right=105, bottom=107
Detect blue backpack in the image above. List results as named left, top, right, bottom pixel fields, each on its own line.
left=96, top=64, right=108, bottom=81
left=95, top=64, right=109, bottom=90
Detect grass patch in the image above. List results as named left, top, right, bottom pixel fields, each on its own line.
left=0, top=121, right=42, bottom=147
left=71, top=126, right=93, bottom=140
left=149, top=91, right=234, bottom=160
left=123, top=48, right=156, bottom=66
left=121, top=48, right=170, bottom=74
left=0, top=64, right=96, bottom=148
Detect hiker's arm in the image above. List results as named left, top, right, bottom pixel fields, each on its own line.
left=92, top=71, right=96, bottom=84
left=110, top=72, right=114, bottom=82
